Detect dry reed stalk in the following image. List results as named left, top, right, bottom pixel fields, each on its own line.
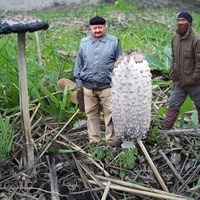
left=35, top=109, right=80, bottom=163
left=137, top=140, right=169, bottom=192
left=88, top=180, right=191, bottom=200
left=96, top=175, right=186, bottom=198
left=59, top=133, right=110, bottom=177
left=101, top=180, right=111, bottom=200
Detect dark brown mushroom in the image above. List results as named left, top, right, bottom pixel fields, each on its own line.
left=0, top=15, right=49, bottom=173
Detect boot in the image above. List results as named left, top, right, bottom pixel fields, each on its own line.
left=162, top=107, right=179, bottom=130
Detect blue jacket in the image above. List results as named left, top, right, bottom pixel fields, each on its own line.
left=73, top=33, right=122, bottom=90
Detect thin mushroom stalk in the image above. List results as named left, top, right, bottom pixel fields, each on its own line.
left=111, top=51, right=168, bottom=192
left=18, top=32, right=34, bottom=169
left=0, top=15, right=49, bottom=172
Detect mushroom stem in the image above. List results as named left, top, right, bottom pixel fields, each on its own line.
left=18, top=32, right=34, bottom=171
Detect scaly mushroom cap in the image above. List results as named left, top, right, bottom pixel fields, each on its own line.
left=111, top=51, right=152, bottom=142
left=57, top=78, right=77, bottom=104
left=57, top=78, right=76, bottom=91
left=0, top=15, right=49, bottom=34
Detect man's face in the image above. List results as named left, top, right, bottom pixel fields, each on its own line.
left=178, top=18, right=190, bottom=33
left=90, top=24, right=106, bottom=39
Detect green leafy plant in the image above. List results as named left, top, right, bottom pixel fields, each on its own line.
left=0, top=114, right=14, bottom=159
left=188, top=111, right=198, bottom=126
left=146, top=130, right=168, bottom=146
left=116, top=147, right=138, bottom=169
left=87, top=142, right=138, bottom=171
left=119, top=170, right=126, bottom=179
left=87, top=141, right=106, bottom=159
left=96, top=148, right=106, bottom=160
left=106, top=151, right=115, bottom=160
left=145, top=46, right=171, bottom=73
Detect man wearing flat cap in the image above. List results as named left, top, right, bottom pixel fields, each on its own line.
left=74, top=16, right=122, bottom=145
left=163, top=12, right=200, bottom=130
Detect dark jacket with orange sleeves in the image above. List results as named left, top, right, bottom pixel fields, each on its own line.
left=169, top=27, right=200, bottom=86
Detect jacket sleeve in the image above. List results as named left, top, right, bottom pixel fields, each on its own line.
left=192, top=39, right=200, bottom=82
left=169, top=38, right=176, bottom=81
left=73, top=46, right=84, bottom=87
left=115, top=39, right=122, bottom=60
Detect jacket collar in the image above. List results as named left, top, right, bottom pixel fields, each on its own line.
left=176, top=26, right=193, bottom=39
left=91, top=33, right=106, bottom=44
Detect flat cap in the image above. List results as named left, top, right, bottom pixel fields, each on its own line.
left=89, top=16, right=106, bottom=25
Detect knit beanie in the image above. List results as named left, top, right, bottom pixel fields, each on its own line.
left=89, top=16, right=106, bottom=25
left=178, top=12, right=193, bottom=24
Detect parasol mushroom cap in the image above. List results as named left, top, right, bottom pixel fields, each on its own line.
left=0, top=15, right=49, bottom=34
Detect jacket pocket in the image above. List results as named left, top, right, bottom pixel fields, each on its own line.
left=184, top=48, right=192, bottom=58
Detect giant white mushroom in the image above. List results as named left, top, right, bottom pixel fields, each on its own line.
left=111, top=51, right=152, bottom=146
left=111, top=50, right=168, bottom=192
left=0, top=15, right=49, bottom=172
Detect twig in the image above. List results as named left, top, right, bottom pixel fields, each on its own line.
left=88, top=180, right=190, bottom=200
left=30, top=102, right=41, bottom=123
left=31, top=91, right=62, bottom=104
left=96, top=175, right=183, bottom=198
left=158, top=150, right=187, bottom=187
left=101, top=180, right=111, bottom=200
left=137, top=140, right=169, bottom=192
left=46, top=156, right=60, bottom=200
left=79, top=162, right=104, bottom=188
left=59, top=133, right=110, bottom=177
left=178, top=164, right=200, bottom=192
left=34, top=109, right=80, bottom=164
left=71, top=153, right=99, bottom=200
left=31, top=116, right=42, bottom=130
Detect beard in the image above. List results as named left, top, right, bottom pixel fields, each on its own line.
left=178, top=23, right=190, bottom=33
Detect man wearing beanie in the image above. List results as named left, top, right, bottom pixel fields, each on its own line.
left=74, top=16, right=122, bottom=145
left=163, top=12, right=200, bottom=130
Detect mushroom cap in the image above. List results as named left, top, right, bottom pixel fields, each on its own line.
left=57, top=78, right=76, bottom=91
left=0, top=15, right=49, bottom=34
left=111, top=51, right=152, bottom=142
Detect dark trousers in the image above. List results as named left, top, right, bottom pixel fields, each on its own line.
left=169, top=83, right=200, bottom=110
left=163, top=83, right=200, bottom=130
